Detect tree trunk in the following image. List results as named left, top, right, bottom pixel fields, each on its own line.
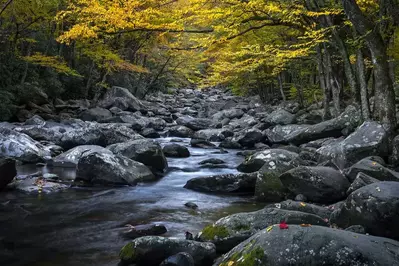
left=324, top=44, right=340, bottom=117
left=316, top=45, right=331, bottom=120
left=342, top=0, right=397, bottom=128
left=278, top=73, right=286, bottom=101
left=356, top=49, right=371, bottom=120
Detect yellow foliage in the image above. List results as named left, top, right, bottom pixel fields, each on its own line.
left=22, top=53, right=81, bottom=76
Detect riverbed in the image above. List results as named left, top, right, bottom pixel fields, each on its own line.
left=0, top=137, right=265, bottom=266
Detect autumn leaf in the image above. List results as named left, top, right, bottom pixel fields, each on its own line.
left=279, top=221, right=289, bottom=230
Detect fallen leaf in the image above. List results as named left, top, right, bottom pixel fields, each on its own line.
left=227, top=261, right=234, bottom=266
left=279, top=221, right=289, bottom=230
left=300, top=202, right=306, bottom=207
left=372, top=162, right=377, bottom=166
left=266, top=225, right=273, bottom=232
left=300, top=224, right=311, bottom=227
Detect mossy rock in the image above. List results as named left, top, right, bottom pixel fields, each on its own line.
left=200, top=225, right=230, bottom=241
left=119, top=242, right=136, bottom=262
left=220, top=246, right=264, bottom=266
left=254, top=170, right=289, bottom=202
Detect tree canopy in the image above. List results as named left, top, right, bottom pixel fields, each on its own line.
left=0, top=0, right=398, bottom=126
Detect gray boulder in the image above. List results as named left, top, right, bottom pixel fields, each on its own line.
left=119, top=236, right=216, bottom=266
left=107, top=139, right=167, bottom=172
left=279, top=166, right=350, bottom=204
left=263, top=108, right=296, bottom=125
left=316, top=122, right=389, bottom=168
left=168, top=126, right=194, bottom=138
left=0, top=128, right=51, bottom=163
left=184, top=173, right=257, bottom=194
left=163, top=144, right=190, bottom=158
left=269, top=200, right=332, bottom=220
left=160, top=252, right=194, bottom=266
left=215, top=225, right=399, bottom=266
left=80, top=107, right=112, bottom=122
left=51, top=145, right=113, bottom=168
left=198, top=208, right=327, bottom=253
left=237, top=149, right=299, bottom=173
left=333, top=181, right=399, bottom=240
left=345, top=156, right=399, bottom=182
left=281, top=105, right=361, bottom=145
left=76, top=152, right=155, bottom=185
left=99, top=86, right=144, bottom=111
left=265, top=124, right=308, bottom=144
left=346, top=172, right=379, bottom=195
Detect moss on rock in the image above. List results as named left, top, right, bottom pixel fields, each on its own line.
left=201, top=225, right=229, bottom=241
left=220, top=247, right=264, bottom=266
left=119, top=242, right=135, bottom=262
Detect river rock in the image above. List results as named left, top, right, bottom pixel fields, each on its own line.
left=160, top=252, right=195, bottom=266
left=333, top=181, right=399, bottom=240
left=190, top=139, right=216, bottom=149
left=215, top=225, right=399, bottom=266
left=184, top=173, right=257, bottom=194
left=107, top=139, right=168, bottom=172
left=123, top=224, right=167, bottom=239
left=163, top=144, right=190, bottom=158
left=0, top=128, right=51, bottom=163
left=263, top=108, right=296, bottom=126
left=345, top=156, right=399, bottom=182
left=80, top=107, right=112, bottom=122
left=237, top=130, right=264, bottom=148
left=265, top=125, right=308, bottom=144
left=316, top=122, right=389, bottom=169
left=176, top=116, right=212, bottom=131
left=279, top=166, right=350, bottom=204
left=11, top=176, right=69, bottom=193
left=237, top=149, right=299, bottom=173
left=97, top=123, right=144, bottom=146
left=141, top=128, right=161, bottom=138
left=219, top=139, right=242, bottom=149
left=277, top=105, right=361, bottom=145
left=76, top=152, right=155, bottom=185
left=193, top=129, right=229, bottom=142
left=119, top=236, right=216, bottom=266
left=168, top=126, right=194, bottom=138
left=270, top=200, right=332, bottom=220
left=346, top=172, right=379, bottom=195
left=0, top=158, right=16, bottom=191
left=99, top=86, right=144, bottom=112
left=198, top=208, right=327, bottom=253
left=58, top=126, right=105, bottom=149
left=51, top=145, right=113, bottom=168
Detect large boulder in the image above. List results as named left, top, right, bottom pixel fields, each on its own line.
left=80, top=107, right=112, bottom=122
left=98, top=123, right=144, bottom=146
left=168, top=126, right=194, bottom=138
left=160, top=253, right=194, bottom=266
left=346, top=172, right=379, bottom=195
left=198, top=208, right=327, bottom=253
left=184, top=173, right=257, bottom=194
left=265, top=125, right=308, bottom=144
left=263, top=108, right=296, bottom=126
left=238, top=149, right=301, bottom=202
left=163, top=144, right=190, bottom=158
left=58, top=126, right=105, bottom=149
left=269, top=200, right=332, bottom=220
left=193, top=129, right=231, bottom=142
left=237, top=130, right=264, bottom=148
left=76, top=152, right=155, bottom=185
left=107, top=139, right=167, bottom=172
left=237, top=149, right=299, bottom=173
left=276, top=105, right=361, bottom=145
left=119, top=236, right=216, bottom=266
left=345, top=156, right=399, bottom=182
left=176, top=116, right=213, bottom=131
left=0, top=128, right=51, bottom=163
left=333, top=181, right=399, bottom=240
left=215, top=225, right=399, bottom=266
left=279, top=166, right=350, bottom=204
left=50, top=145, right=113, bottom=168
left=0, top=158, right=16, bottom=191
left=316, top=122, right=389, bottom=168
left=98, top=86, right=144, bottom=112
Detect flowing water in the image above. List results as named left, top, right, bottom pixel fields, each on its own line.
left=0, top=138, right=265, bottom=266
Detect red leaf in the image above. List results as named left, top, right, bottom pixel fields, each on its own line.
left=279, top=221, right=289, bottom=229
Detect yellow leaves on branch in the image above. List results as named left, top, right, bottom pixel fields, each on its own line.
left=22, top=53, right=81, bottom=76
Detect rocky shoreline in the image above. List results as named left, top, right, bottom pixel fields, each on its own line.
left=1, top=87, right=398, bottom=265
